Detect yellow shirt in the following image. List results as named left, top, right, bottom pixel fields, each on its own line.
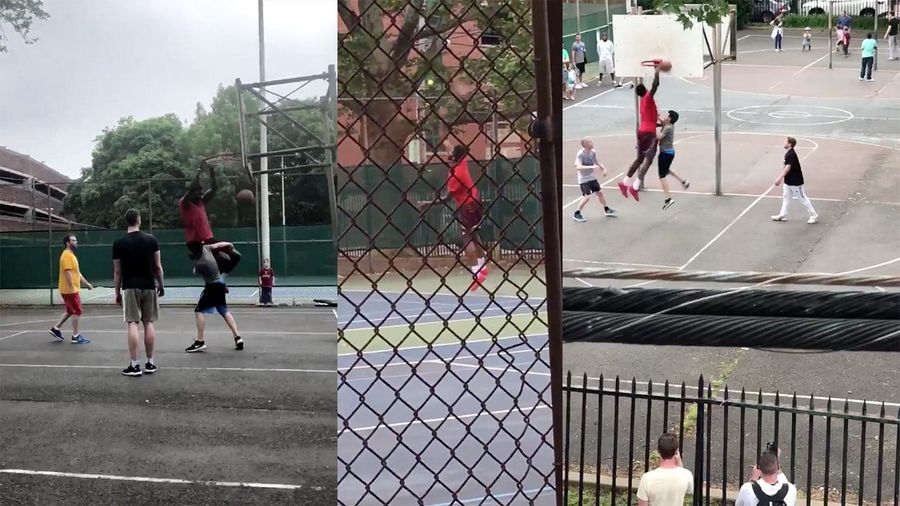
left=58, top=249, right=81, bottom=295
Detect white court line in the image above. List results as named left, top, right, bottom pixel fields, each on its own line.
left=12, top=330, right=332, bottom=336
left=563, top=172, right=624, bottom=210
left=0, top=469, right=313, bottom=490
left=575, top=278, right=593, bottom=287
left=565, top=377, right=900, bottom=409
left=0, top=331, right=28, bottom=342
left=838, top=257, right=900, bottom=275
left=350, top=404, right=550, bottom=433
left=677, top=137, right=819, bottom=272
left=0, top=363, right=334, bottom=374
left=341, top=348, right=543, bottom=377
left=339, top=289, right=545, bottom=303
left=337, top=333, right=544, bottom=358
left=563, top=80, right=634, bottom=112
left=0, top=315, right=121, bottom=328
left=737, top=34, right=751, bottom=41
left=427, top=487, right=553, bottom=506
left=342, top=313, right=532, bottom=333
left=563, top=259, right=681, bottom=269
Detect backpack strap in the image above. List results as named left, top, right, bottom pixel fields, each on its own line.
left=771, top=483, right=789, bottom=501
left=751, top=481, right=789, bottom=505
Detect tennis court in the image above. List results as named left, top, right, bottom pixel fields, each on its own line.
left=337, top=269, right=554, bottom=505
left=0, top=305, right=337, bottom=504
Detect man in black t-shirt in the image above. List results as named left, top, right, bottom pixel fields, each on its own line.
left=772, top=137, right=818, bottom=224
left=886, top=11, right=898, bottom=61
left=113, top=209, right=165, bottom=377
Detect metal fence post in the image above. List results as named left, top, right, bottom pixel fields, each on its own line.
left=693, top=375, right=705, bottom=506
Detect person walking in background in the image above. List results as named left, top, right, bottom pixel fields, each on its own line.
left=843, top=24, right=853, bottom=57
left=113, top=209, right=165, bottom=377
left=885, top=11, right=898, bottom=60
left=571, top=33, right=588, bottom=89
left=772, top=137, right=818, bottom=224
left=258, top=258, right=275, bottom=306
left=573, top=138, right=617, bottom=222
left=49, top=235, right=93, bottom=345
left=596, top=31, right=622, bottom=87
left=770, top=15, right=784, bottom=51
left=836, top=24, right=846, bottom=54
left=636, top=433, right=693, bottom=506
left=838, top=10, right=852, bottom=31
left=860, top=32, right=878, bottom=81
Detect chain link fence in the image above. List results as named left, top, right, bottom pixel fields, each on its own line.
left=337, top=0, right=559, bottom=503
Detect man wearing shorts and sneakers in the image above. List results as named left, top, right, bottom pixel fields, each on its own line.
left=657, top=110, right=690, bottom=210
left=772, top=137, right=818, bottom=224
left=619, top=67, right=661, bottom=201
left=185, top=242, right=244, bottom=352
left=113, top=209, right=165, bottom=377
left=596, top=32, right=622, bottom=87
left=573, top=138, right=617, bottom=222
left=50, top=235, right=93, bottom=344
left=417, top=145, right=488, bottom=292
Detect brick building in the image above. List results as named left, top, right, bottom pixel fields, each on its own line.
left=0, top=146, right=76, bottom=232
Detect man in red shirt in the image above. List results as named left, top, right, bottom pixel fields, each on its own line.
left=417, top=145, right=488, bottom=291
left=179, top=160, right=241, bottom=273
left=618, top=66, right=661, bottom=202
left=258, top=258, right=275, bottom=306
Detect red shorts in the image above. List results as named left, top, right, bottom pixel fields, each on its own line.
left=62, top=293, right=83, bottom=316
left=456, top=201, right=484, bottom=232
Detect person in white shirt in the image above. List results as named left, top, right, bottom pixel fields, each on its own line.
left=573, top=138, right=617, bottom=222
left=596, top=31, right=622, bottom=87
left=637, top=433, right=693, bottom=506
left=735, top=450, right=796, bottom=506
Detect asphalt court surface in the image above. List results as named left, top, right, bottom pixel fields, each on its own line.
left=562, top=27, right=900, bottom=403
left=0, top=306, right=337, bottom=505
left=337, top=286, right=555, bottom=505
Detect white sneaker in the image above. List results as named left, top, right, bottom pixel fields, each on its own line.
left=807, top=214, right=818, bottom=224
left=866, top=78, right=874, bottom=82
left=859, top=77, right=865, bottom=81
left=771, top=215, right=787, bottom=221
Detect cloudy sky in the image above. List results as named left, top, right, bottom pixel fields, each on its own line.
left=1, top=0, right=336, bottom=178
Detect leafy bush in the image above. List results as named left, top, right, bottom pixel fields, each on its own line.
left=781, top=13, right=876, bottom=29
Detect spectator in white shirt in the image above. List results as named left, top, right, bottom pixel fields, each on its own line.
left=735, top=450, right=797, bottom=506
left=637, top=433, right=693, bottom=506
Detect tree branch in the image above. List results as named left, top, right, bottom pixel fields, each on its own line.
left=337, top=0, right=359, bottom=32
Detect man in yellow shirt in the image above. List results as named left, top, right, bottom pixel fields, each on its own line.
left=50, top=235, right=93, bottom=344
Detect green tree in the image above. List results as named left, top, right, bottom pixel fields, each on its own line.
left=0, top=0, right=49, bottom=52
left=654, top=0, right=731, bottom=29
left=338, top=0, right=535, bottom=165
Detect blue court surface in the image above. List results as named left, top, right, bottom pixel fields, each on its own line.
left=337, top=289, right=556, bottom=505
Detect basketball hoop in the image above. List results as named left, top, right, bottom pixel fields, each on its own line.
left=641, top=59, right=662, bottom=67
left=201, top=153, right=252, bottom=183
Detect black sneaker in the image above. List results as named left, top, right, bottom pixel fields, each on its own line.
left=144, top=362, right=158, bottom=374
left=573, top=211, right=586, bottom=222
left=185, top=341, right=207, bottom=353
left=234, top=336, right=244, bottom=351
left=122, top=364, right=142, bottom=377
left=663, top=198, right=675, bottom=210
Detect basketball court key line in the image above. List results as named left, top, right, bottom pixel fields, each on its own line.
left=0, top=469, right=315, bottom=491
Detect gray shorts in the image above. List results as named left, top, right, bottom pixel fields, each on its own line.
left=123, top=288, right=159, bottom=323
left=598, top=59, right=614, bottom=74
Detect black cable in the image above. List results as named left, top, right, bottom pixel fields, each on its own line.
left=562, top=286, right=900, bottom=320
left=562, top=311, right=900, bottom=352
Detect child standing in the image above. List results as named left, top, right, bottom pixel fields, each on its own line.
left=802, top=27, right=812, bottom=51
left=565, top=63, right=577, bottom=100
left=258, top=259, right=275, bottom=306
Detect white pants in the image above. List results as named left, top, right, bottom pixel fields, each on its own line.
left=780, top=185, right=816, bottom=217
left=889, top=35, right=897, bottom=60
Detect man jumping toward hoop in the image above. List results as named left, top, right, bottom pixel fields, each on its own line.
left=179, top=158, right=241, bottom=273
left=417, top=145, right=488, bottom=292
left=618, top=66, right=661, bottom=202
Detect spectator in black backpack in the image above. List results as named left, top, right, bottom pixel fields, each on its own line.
left=735, top=451, right=796, bottom=506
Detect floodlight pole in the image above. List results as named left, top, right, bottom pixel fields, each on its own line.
left=713, top=23, right=723, bottom=196
left=258, top=0, right=271, bottom=263
left=874, top=3, right=879, bottom=71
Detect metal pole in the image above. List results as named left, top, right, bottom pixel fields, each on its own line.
left=147, top=180, right=153, bottom=232
left=874, top=7, right=879, bottom=71
left=324, top=64, right=340, bottom=259
left=258, top=0, right=271, bottom=263
left=281, top=160, right=287, bottom=278
left=828, top=3, right=833, bottom=69
left=605, top=0, right=611, bottom=27
left=532, top=2, right=564, bottom=504
left=576, top=0, right=582, bottom=33
left=633, top=77, right=640, bottom=134
left=713, top=23, right=723, bottom=196
left=46, top=186, right=53, bottom=306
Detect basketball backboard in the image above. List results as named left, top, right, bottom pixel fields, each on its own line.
left=612, top=14, right=705, bottom=78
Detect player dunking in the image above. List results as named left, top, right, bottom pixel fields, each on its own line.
left=417, top=145, right=488, bottom=292
left=618, top=66, right=661, bottom=202
left=179, top=159, right=241, bottom=273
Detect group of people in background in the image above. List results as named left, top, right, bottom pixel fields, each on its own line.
left=563, top=30, right=621, bottom=100
left=49, top=161, right=278, bottom=377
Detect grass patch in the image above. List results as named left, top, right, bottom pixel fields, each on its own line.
left=566, top=486, right=720, bottom=506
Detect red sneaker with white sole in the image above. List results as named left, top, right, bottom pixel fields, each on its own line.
left=469, top=266, right=489, bottom=292
left=617, top=181, right=629, bottom=198
left=628, top=186, right=640, bottom=201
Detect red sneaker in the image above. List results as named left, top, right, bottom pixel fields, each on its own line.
left=617, top=181, right=629, bottom=198
left=469, top=266, right=489, bottom=292
left=628, top=186, right=640, bottom=202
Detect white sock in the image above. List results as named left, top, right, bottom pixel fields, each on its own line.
left=147, top=357, right=155, bottom=365
left=622, top=176, right=631, bottom=185
left=477, top=257, right=485, bottom=268
left=131, top=360, right=140, bottom=368
left=632, top=179, right=641, bottom=190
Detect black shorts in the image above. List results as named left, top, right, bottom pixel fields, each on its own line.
left=195, top=282, right=228, bottom=316
left=456, top=201, right=484, bottom=234
left=658, top=151, right=675, bottom=178
left=575, top=62, right=586, bottom=75
left=579, top=180, right=601, bottom=196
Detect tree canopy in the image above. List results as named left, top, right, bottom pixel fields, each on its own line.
left=338, top=0, right=535, bottom=165
left=63, top=85, right=332, bottom=229
left=0, top=0, right=49, bottom=52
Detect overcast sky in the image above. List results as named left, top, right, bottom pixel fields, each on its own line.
left=0, top=0, right=336, bottom=178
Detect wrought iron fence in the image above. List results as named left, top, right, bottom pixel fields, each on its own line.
left=336, top=0, right=560, bottom=504
left=564, top=372, right=900, bottom=505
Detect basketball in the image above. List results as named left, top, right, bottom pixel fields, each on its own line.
left=659, top=60, right=672, bottom=72
left=237, top=189, right=255, bottom=204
